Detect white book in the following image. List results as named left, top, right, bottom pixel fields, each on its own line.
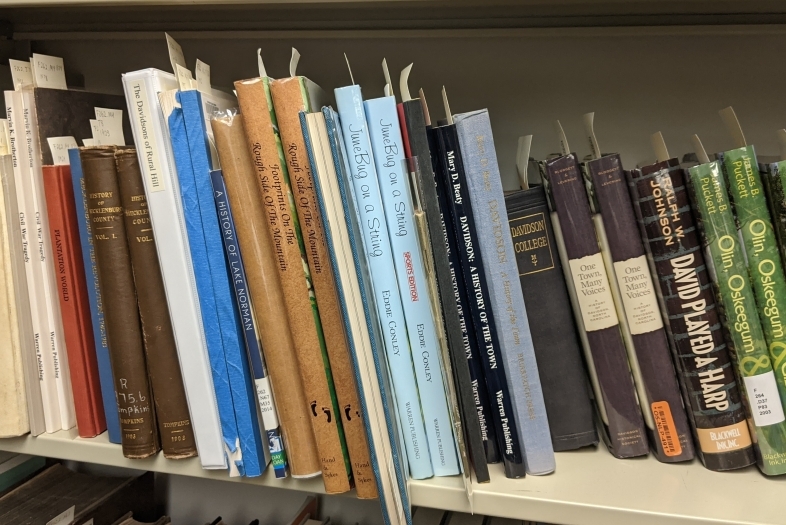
left=20, top=89, right=76, bottom=431
left=122, top=68, right=226, bottom=470
left=5, top=90, right=60, bottom=433
left=0, top=154, right=29, bottom=437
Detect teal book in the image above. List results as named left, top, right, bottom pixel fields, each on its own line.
left=454, top=109, right=554, bottom=475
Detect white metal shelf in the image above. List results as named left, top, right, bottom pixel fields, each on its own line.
left=1, top=431, right=785, bottom=524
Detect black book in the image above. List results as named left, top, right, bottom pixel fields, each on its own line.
left=434, top=122, right=526, bottom=478
left=505, top=186, right=598, bottom=451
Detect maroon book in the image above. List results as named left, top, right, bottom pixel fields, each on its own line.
left=42, top=164, right=106, bottom=437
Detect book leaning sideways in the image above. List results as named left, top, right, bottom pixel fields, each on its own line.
left=122, top=67, right=226, bottom=470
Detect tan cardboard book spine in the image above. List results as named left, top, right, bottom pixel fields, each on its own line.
left=271, top=77, right=375, bottom=498
left=80, top=146, right=159, bottom=458
left=237, top=77, right=349, bottom=493
left=115, top=148, right=197, bottom=459
left=210, top=104, right=321, bottom=478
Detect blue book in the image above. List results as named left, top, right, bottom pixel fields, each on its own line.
left=162, top=90, right=243, bottom=475
left=324, top=105, right=412, bottom=525
left=68, top=147, right=121, bottom=444
left=178, top=89, right=265, bottom=478
left=334, top=85, right=434, bottom=480
left=364, top=95, right=460, bottom=476
left=210, top=168, right=287, bottom=479
left=454, top=109, right=555, bottom=475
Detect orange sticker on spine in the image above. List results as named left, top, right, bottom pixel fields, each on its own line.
left=651, top=401, right=682, bottom=457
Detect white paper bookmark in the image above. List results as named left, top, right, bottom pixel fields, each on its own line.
left=516, top=135, right=533, bottom=190
left=553, top=120, right=570, bottom=156
left=165, top=33, right=187, bottom=74
left=651, top=132, right=670, bottom=163
left=691, top=134, right=711, bottom=165
left=195, top=59, right=211, bottom=94
left=9, top=59, right=33, bottom=90
left=583, top=112, right=601, bottom=160
left=95, top=107, right=125, bottom=146
left=419, top=88, right=431, bottom=126
left=382, top=58, right=393, bottom=99
left=47, top=136, right=78, bottom=165
left=777, top=129, right=786, bottom=162
left=400, top=63, right=413, bottom=103
left=289, top=48, right=300, bottom=78
left=719, top=106, right=747, bottom=148
left=90, top=119, right=107, bottom=145
left=31, top=53, right=67, bottom=90
left=344, top=53, right=355, bottom=85
left=441, top=86, right=453, bottom=125
left=82, top=138, right=97, bottom=147
left=175, top=64, right=195, bottom=92
left=257, top=48, right=268, bottom=78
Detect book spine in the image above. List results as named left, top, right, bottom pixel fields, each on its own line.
left=402, top=101, right=489, bottom=482
left=122, top=71, right=226, bottom=470
left=270, top=77, right=354, bottom=491
left=257, top=78, right=350, bottom=490
left=588, top=154, right=694, bottom=462
left=0, top=153, right=29, bottom=437
left=435, top=124, right=524, bottom=477
left=114, top=148, right=197, bottom=459
left=80, top=146, right=159, bottom=458
left=687, top=160, right=786, bottom=475
left=505, top=187, right=599, bottom=452
left=366, top=96, right=460, bottom=476
left=166, top=92, right=243, bottom=474
left=454, top=110, right=554, bottom=475
left=302, top=111, right=378, bottom=497
left=21, top=91, right=76, bottom=430
left=334, top=85, right=434, bottom=480
left=179, top=90, right=265, bottom=477
left=762, top=161, right=786, bottom=273
left=68, top=148, right=121, bottom=443
left=226, top=80, right=322, bottom=478
left=430, top=125, right=499, bottom=466
left=209, top=167, right=287, bottom=478
left=627, top=161, right=754, bottom=471
left=720, top=147, right=786, bottom=412
left=324, top=104, right=412, bottom=522
left=42, top=165, right=106, bottom=438
left=6, top=91, right=61, bottom=433
left=544, top=153, right=648, bottom=458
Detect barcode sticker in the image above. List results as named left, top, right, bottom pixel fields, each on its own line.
left=651, top=401, right=682, bottom=457
left=743, top=372, right=786, bottom=427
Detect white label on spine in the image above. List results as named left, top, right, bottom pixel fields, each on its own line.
left=568, top=252, right=619, bottom=332
left=613, top=255, right=664, bottom=335
left=127, top=80, right=165, bottom=192
left=46, top=136, right=78, bottom=166
left=31, top=54, right=67, bottom=90
left=743, top=371, right=786, bottom=427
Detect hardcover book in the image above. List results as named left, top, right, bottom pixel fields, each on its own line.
left=762, top=160, right=786, bottom=271
left=334, top=83, right=434, bottom=480
left=628, top=158, right=754, bottom=471
left=122, top=68, right=226, bottom=470
left=586, top=153, right=694, bottom=462
left=543, top=153, right=648, bottom=459
left=505, top=186, right=598, bottom=452
left=454, top=109, right=554, bottom=474
left=80, top=146, right=159, bottom=459
left=687, top=159, right=786, bottom=475
left=434, top=121, right=524, bottom=477
left=366, top=94, right=460, bottom=476
left=399, top=96, right=488, bottom=482
left=68, top=148, right=121, bottom=443
left=226, top=79, right=322, bottom=478
left=42, top=164, right=106, bottom=438
left=114, top=148, right=197, bottom=459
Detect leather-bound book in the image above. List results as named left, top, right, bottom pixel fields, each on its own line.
left=505, top=186, right=598, bottom=451
left=80, top=146, right=159, bottom=458
left=544, top=154, right=648, bottom=458
left=42, top=164, right=106, bottom=438
left=114, top=148, right=196, bottom=459
left=587, top=154, right=694, bottom=462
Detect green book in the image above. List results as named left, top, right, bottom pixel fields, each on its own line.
left=688, top=159, right=786, bottom=475
left=762, top=160, right=786, bottom=273
left=720, top=145, right=786, bottom=412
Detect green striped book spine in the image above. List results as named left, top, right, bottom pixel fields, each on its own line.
left=688, top=160, right=786, bottom=475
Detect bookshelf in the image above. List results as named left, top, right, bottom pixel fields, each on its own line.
left=2, top=1, right=786, bottom=524
left=1, top=432, right=785, bottom=525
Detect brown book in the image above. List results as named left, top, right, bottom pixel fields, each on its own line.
left=268, top=78, right=375, bottom=497
left=80, top=146, right=159, bottom=459
left=210, top=105, right=320, bottom=478
left=114, top=148, right=196, bottom=459
left=234, top=76, right=349, bottom=493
